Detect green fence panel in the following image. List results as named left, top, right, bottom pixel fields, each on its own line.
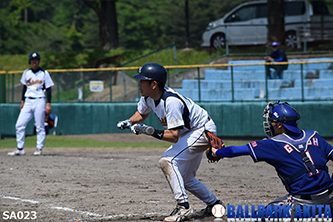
left=1, top=102, right=332, bottom=138
left=0, top=104, right=35, bottom=137
left=291, top=102, right=333, bottom=137
left=201, top=102, right=333, bottom=138
left=53, top=103, right=138, bottom=135
left=200, top=102, right=267, bottom=137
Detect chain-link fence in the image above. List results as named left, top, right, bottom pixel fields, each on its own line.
left=3, top=59, right=333, bottom=104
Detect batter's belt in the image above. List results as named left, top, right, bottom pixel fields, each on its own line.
left=27, top=97, right=43, bottom=99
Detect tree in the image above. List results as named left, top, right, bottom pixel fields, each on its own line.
left=185, top=0, right=189, bottom=47
left=0, top=0, right=262, bottom=54
left=8, top=0, right=31, bottom=26
left=83, top=0, right=118, bottom=50
left=267, top=0, right=285, bottom=45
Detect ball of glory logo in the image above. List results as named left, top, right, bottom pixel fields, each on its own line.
left=226, top=205, right=332, bottom=221
left=26, top=78, right=42, bottom=86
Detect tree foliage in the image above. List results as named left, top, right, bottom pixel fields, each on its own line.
left=1, top=0, right=332, bottom=56
left=0, top=0, right=251, bottom=55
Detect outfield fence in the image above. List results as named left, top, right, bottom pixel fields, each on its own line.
left=1, top=59, right=333, bottom=103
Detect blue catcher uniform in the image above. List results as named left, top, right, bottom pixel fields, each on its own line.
left=249, top=130, right=333, bottom=196
left=215, top=101, right=333, bottom=209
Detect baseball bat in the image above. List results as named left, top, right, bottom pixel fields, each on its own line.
left=125, top=124, right=155, bottom=135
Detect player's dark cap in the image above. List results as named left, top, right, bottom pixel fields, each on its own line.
left=271, top=42, right=279, bottom=47
left=29, top=52, right=41, bottom=64
left=269, top=102, right=301, bottom=134
left=133, top=63, right=167, bottom=85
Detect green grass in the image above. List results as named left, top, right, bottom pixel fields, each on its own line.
left=0, top=54, right=29, bottom=71
left=0, top=48, right=222, bottom=71
left=53, top=85, right=93, bottom=103
left=3, top=135, right=330, bottom=149
left=0, top=135, right=248, bottom=149
left=123, top=48, right=223, bottom=67
left=54, top=88, right=79, bottom=102
left=122, top=48, right=225, bottom=78
left=0, top=135, right=173, bottom=149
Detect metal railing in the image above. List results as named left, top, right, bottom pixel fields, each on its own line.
left=2, top=59, right=333, bottom=103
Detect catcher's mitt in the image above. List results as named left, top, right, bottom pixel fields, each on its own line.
left=203, top=130, right=224, bottom=163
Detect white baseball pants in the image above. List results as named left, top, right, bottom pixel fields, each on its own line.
left=16, top=97, right=46, bottom=150
left=268, top=189, right=333, bottom=214
left=159, top=119, right=218, bottom=206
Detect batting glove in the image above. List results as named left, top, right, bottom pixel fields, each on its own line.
left=117, top=119, right=132, bottom=130
left=131, top=124, right=155, bottom=135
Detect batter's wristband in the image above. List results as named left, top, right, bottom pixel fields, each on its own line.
left=152, top=129, right=164, bottom=140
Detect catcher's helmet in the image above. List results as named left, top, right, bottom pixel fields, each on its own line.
left=28, top=52, right=41, bottom=64
left=133, top=63, right=167, bottom=85
left=263, top=101, right=301, bottom=137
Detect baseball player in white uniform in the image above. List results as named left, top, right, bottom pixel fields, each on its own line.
left=8, top=52, right=54, bottom=156
left=117, top=63, right=224, bottom=222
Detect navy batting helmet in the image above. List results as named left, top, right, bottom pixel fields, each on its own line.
left=28, top=52, right=41, bottom=64
left=133, top=63, right=167, bottom=85
left=263, top=101, right=301, bottom=137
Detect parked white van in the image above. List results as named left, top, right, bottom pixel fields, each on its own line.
left=201, top=0, right=333, bottom=49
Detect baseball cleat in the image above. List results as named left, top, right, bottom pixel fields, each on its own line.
left=164, top=205, right=193, bottom=222
left=191, top=200, right=225, bottom=219
left=8, top=149, right=26, bottom=156
left=33, top=149, right=42, bottom=156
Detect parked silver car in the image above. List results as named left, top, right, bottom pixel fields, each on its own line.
left=201, top=0, right=333, bottom=49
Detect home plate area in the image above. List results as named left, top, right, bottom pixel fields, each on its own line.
left=1, top=146, right=315, bottom=221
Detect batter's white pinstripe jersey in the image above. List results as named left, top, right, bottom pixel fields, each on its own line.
left=137, top=86, right=210, bottom=137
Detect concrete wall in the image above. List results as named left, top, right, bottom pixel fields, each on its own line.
left=1, top=102, right=332, bottom=139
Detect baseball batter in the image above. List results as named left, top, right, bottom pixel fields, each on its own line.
left=117, top=63, right=223, bottom=222
left=211, top=101, right=333, bottom=217
left=8, top=52, right=54, bottom=156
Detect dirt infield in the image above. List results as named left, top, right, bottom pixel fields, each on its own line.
left=2, top=135, right=333, bottom=222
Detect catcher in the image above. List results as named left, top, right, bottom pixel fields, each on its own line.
left=209, top=101, right=333, bottom=218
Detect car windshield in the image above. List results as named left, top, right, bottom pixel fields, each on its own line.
left=312, top=1, right=330, bottom=15
left=225, top=5, right=257, bottom=22
left=285, top=1, right=306, bottom=16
